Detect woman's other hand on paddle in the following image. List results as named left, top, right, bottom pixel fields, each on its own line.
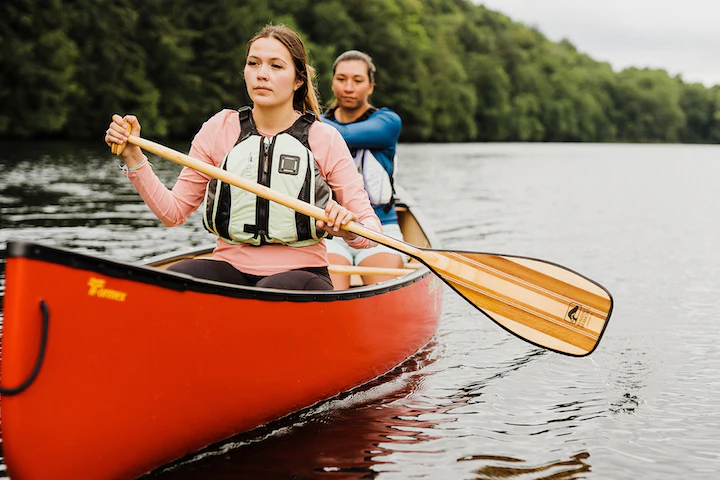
left=317, top=199, right=358, bottom=241
left=105, top=114, right=144, bottom=166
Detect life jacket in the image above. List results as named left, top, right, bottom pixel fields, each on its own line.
left=202, top=106, right=332, bottom=247
left=352, top=148, right=396, bottom=212
left=326, top=106, right=397, bottom=214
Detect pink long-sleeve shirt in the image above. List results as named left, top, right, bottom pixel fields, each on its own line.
left=127, top=109, right=381, bottom=276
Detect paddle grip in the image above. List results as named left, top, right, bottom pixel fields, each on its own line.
left=111, top=124, right=132, bottom=156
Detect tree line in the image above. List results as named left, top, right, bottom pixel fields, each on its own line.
left=1, top=0, right=719, bottom=143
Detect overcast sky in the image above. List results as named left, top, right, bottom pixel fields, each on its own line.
left=477, top=0, right=720, bottom=86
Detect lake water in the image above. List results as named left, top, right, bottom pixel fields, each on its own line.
left=1, top=141, right=719, bottom=479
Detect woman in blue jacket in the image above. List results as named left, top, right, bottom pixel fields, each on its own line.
left=323, top=50, right=404, bottom=289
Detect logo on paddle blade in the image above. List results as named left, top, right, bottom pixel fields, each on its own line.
left=565, top=302, right=590, bottom=327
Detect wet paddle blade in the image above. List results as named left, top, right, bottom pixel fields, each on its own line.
left=423, top=250, right=613, bottom=356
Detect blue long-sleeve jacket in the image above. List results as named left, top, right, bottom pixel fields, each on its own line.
left=323, top=107, right=402, bottom=224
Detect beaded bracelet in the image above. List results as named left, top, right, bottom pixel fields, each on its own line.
left=119, top=155, right=151, bottom=174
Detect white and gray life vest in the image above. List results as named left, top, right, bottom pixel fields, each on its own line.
left=202, top=107, right=332, bottom=247
left=353, top=149, right=396, bottom=210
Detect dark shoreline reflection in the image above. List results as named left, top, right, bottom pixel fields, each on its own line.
left=462, top=452, right=591, bottom=479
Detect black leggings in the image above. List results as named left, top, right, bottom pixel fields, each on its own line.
left=166, top=259, right=334, bottom=291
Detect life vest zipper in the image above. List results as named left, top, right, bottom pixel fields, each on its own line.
left=255, top=136, right=274, bottom=242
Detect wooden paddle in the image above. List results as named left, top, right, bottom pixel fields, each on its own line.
left=114, top=135, right=613, bottom=357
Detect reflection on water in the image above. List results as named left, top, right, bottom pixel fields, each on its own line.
left=145, top=344, right=446, bottom=479
left=462, top=452, right=591, bottom=479
left=2, top=141, right=720, bottom=478
left=145, top=345, right=595, bottom=480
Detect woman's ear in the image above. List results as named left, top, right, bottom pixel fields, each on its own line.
left=294, top=79, right=304, bottom=91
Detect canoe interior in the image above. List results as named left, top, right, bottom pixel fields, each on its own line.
left=149, top=204, right=431, bottom=287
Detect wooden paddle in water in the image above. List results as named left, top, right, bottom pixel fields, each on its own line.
left=113, top=135, right=613, bottom=357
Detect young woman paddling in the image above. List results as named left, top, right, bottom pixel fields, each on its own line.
left=322, top=50, right=404, bottom=290
left=104, top=25, right=380, bottom=291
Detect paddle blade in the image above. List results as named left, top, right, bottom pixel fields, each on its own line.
left=427, top=250, right=613, bottom=356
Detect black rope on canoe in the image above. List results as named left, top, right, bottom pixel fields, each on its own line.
left=0, top=300, right=49, bottom=396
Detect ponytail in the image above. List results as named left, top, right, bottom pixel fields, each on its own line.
left=298, top=63, right=322, bottom=119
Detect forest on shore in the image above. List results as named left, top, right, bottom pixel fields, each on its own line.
left=2, top=0, right=719, bottom=143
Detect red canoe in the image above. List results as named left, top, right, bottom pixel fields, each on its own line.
left=0, top=193, right=443, bottom=479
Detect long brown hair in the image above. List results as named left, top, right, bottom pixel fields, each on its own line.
left=327, top=50, right=377, bottom=110
left=247, top=25, right=321, bottom=119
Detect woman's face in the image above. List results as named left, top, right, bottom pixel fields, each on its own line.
left=331, top=60, right=374, bottom=111
left=244, top=37, right=302, bottom=110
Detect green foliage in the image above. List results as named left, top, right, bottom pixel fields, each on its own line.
left=0, top=0, right=717, bottom=143
left=63, top=0, right=165, bottom=138
left=613, top=68, right=685, bottom=142
left=0, top=0, right=79, bottom=137
left=679, top=82, right=719, bottom=143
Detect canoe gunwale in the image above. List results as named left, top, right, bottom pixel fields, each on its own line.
left=4, top=240, right=431, bottom=303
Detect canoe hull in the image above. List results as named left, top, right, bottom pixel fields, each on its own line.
left=1, top=245, right=442, bottom=479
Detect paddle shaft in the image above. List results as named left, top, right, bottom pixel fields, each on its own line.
left=127, top=135, right=430, bottom=261
left=327, top=265, right=415, bottom=277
